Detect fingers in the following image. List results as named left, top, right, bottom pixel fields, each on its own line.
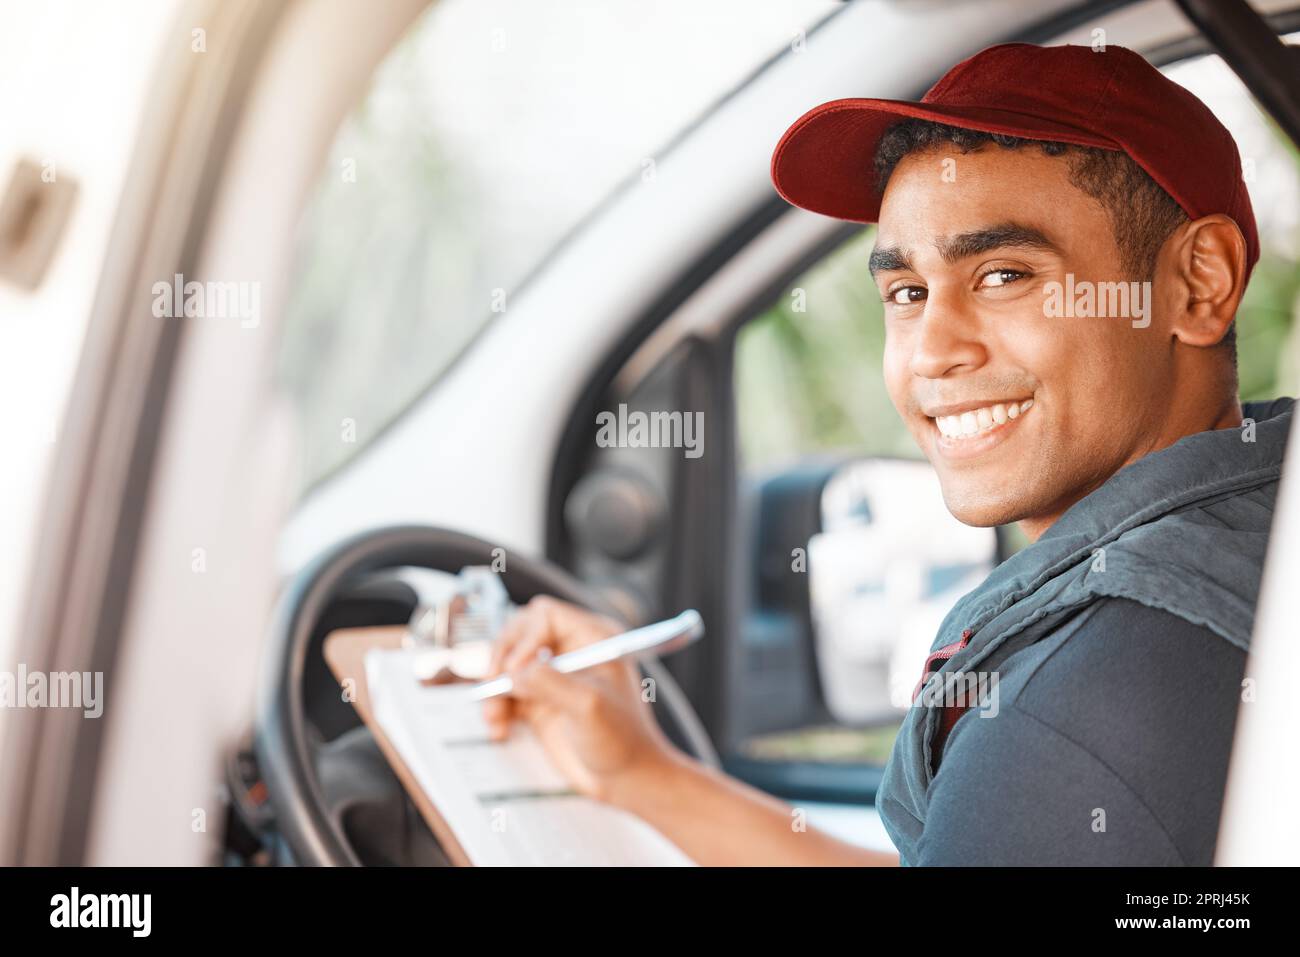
left=487, top=605, right=527, bottom=676
left=503, top=610, right=560, bottom=673
left=489, top=596, right=553, bottom=672
left=480, top=595, right=621, bottom=740
left=482, top=624, right=521, bottom=738
left=509, top=658, right=597, bottom=719
left=482, top=597, right=564, bottom=739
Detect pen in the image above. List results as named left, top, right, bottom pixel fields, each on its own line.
left=466, top=609, right=704, bottom=701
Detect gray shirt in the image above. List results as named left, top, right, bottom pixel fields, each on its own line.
left=877, top=398, right=1292, bottom=865
left=911, top=596, right=1245, bottom=865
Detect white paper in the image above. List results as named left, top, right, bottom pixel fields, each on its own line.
left=365, top=647, right=694, bottom=867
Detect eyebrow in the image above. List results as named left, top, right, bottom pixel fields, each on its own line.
left=868, top=222, right=1062, bottom=276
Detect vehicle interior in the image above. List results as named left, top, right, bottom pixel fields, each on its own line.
left=0, top=0, right=1297, bottom=865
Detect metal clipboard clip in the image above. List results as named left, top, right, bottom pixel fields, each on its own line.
left=405, top=566, right=514, bottom=685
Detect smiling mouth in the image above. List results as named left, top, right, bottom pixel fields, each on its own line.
left=932, top=399, right=1034, bottom=440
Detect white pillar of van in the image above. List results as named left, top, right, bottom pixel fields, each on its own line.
left=1216, top=406, right=1300, bottom=865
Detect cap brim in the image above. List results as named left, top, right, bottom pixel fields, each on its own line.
left=770, top=98, right=1120, bottom=223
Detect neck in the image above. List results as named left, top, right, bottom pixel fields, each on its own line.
left=1016, top=393, right=1243, bottom=543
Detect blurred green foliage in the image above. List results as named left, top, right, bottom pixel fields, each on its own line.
left=735, top=228, right=913, bottom=471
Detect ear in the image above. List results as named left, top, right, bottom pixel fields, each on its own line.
left=1165, top=213, right=1248, bottom=349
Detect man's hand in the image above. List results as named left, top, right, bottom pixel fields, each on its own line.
left=480, top=595, right=898, bottom=865
left=481, top=596, right=680, bottom=803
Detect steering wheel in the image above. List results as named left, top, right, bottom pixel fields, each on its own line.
left=254, top=525, right=717, bottom=866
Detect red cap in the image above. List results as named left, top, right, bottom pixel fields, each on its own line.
left=770, top=43, right=1258, bottom=272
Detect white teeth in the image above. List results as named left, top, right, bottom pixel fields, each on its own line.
left=933, top=399, right=1033, bottom=440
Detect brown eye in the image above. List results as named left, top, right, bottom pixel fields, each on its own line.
left=889, top=286, right=926, bottom=305
left=978, top=268, right=1026, bottom=288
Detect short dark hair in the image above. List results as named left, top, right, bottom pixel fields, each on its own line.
left=872, top=119, right=1235, bottom=353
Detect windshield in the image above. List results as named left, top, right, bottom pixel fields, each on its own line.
left=276, top=0, right=841, bottom=492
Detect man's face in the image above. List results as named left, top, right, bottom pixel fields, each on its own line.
left=873, top=145, right=1175, bottom=535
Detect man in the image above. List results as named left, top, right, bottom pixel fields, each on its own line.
left=482, top=43, right=1293, bottom=865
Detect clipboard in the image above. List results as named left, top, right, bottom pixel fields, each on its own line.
left=324, top=626, right=694, bottom=866
left=323, top=626, right=475, bottom=866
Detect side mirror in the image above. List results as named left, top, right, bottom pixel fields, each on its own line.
left=807, top=458, right=998, bottom=725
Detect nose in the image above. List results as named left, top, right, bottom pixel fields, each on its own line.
left=907, top=292, right=988, bottom=381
